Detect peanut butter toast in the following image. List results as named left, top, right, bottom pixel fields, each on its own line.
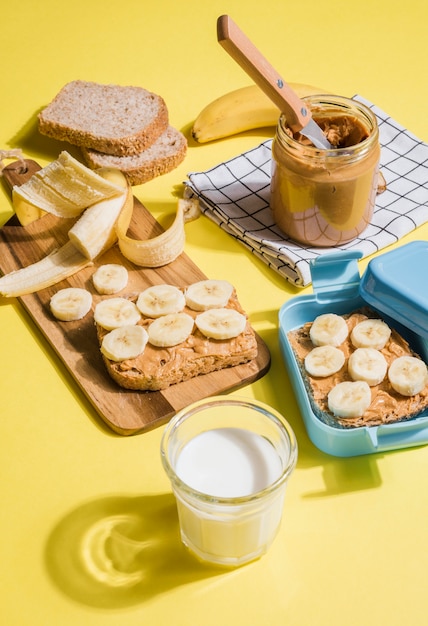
left=288, top=308, right=428, bottom=428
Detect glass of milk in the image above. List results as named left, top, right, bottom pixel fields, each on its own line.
left=160, top=396, right=297, bottom=567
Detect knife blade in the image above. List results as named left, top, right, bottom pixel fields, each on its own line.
left=297, top=116, right=331, bottom=150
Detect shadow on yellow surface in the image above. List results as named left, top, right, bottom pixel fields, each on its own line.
left=44, top=493, right=224, bottom=609
left=7, top=108, right=83, bottom=164
left=302, top=454, right=383, bottom=498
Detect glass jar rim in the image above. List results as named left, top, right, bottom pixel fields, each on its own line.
left=160, top=395, right=298, bottom=505
left=277, top=94, right=379, bottom=157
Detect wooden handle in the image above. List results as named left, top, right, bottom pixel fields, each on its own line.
left=217, top=15, right=310, bottom=131
left=2, top=159, right=41, bottom=192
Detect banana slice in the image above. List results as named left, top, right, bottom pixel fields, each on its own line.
left=195, top=308, right=247, bottom=340
left=350, top=319, right=391, bottom=350
left=92, top=264, right=129, bottom=295
left=101, top=325, right=149, bottom=362
left=327, top=380, right=372, bottom=419
left=185, top=279, right=234, bottom=311
left=94, top=297, right=141, bottom=331
left=388, top=356, right=428, bottom=396
left=136, top=284, right=185, bottom=318
left=147, top=312, right=194, bottom=347
left=309, top=313, right=349, bottom=347
left=50, top=287, right=92, bottom=321
left=304, top=345, right=345, bottom=378
left=348, top=347, right=388, bottom=387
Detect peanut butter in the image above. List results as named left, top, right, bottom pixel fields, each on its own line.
left=97, top=291, right=258, bottom=391
left=288, top=310, right=428, bottom=428
left=291, top=114, right=369, bottom=149
left=271, top=95, right=380, bottom=247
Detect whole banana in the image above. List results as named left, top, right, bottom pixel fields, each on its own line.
left=192, top=83, right=325, bottom=143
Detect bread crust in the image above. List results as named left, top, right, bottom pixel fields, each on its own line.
left=96, top=290, right=258, bottom=391
left=82, top=126, right=187, bottom=185
left=38, top=80, right=169, bottom=156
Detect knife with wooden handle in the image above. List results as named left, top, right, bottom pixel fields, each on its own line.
left=217, top=15, right=332, bottom=150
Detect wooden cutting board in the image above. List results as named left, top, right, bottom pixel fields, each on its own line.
left=0, top=160, right=270, bottom=435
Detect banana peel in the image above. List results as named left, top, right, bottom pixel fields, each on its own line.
left=0, top=167, right=131, bottom=296
left=0, top=241, right=92, bottom=297
left=116, top=199, right=186, bottom=268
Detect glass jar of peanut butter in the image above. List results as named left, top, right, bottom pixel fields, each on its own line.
left=270, top=95, right=380, bottom=247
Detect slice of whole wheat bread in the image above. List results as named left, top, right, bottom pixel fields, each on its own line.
left=38, top=80, right=169, bottom=156
left=288, top=309, right=428, bottom=429
left=96, top=289, right=258, bottom=391
left=82, top=126, right=188, bottom=185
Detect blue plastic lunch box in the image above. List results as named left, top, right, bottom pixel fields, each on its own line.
left=278, top=241, right=428, bottom=457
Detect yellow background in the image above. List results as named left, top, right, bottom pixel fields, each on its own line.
left=1, top=1, right=427, bottom=625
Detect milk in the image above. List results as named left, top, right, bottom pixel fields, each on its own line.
left=175, top=428, right=283, bottom=497
left=172, top=428, right=287, bottom=566
left=160, top=397, right=297, bottom=566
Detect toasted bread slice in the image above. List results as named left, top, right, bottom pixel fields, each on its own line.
left=288, top=309, right=428, bottom=429
left=82, top=126, right=187, bottom=185
left=38, top=80, right=169, bottom=156
left=96, top=289, right=258, bottom=391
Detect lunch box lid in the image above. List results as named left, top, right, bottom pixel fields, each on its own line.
left=309, top=241, right=428, bottom=340
left=358, top=240, right=428, bottom=340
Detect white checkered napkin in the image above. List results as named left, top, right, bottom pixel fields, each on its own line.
left=186, top=96, right=428, bottom=287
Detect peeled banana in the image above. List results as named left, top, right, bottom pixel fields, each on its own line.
left=1, top=144, right=198, bottom=299
left=0, top=241, right=91, bottom=298
left=0, top=162, right=132, bottom=297
left=68, top=168, right=131, bottom=260
left=68, top=187, right=132, bottom=260
left=192, top=83, right=325, bottom=143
